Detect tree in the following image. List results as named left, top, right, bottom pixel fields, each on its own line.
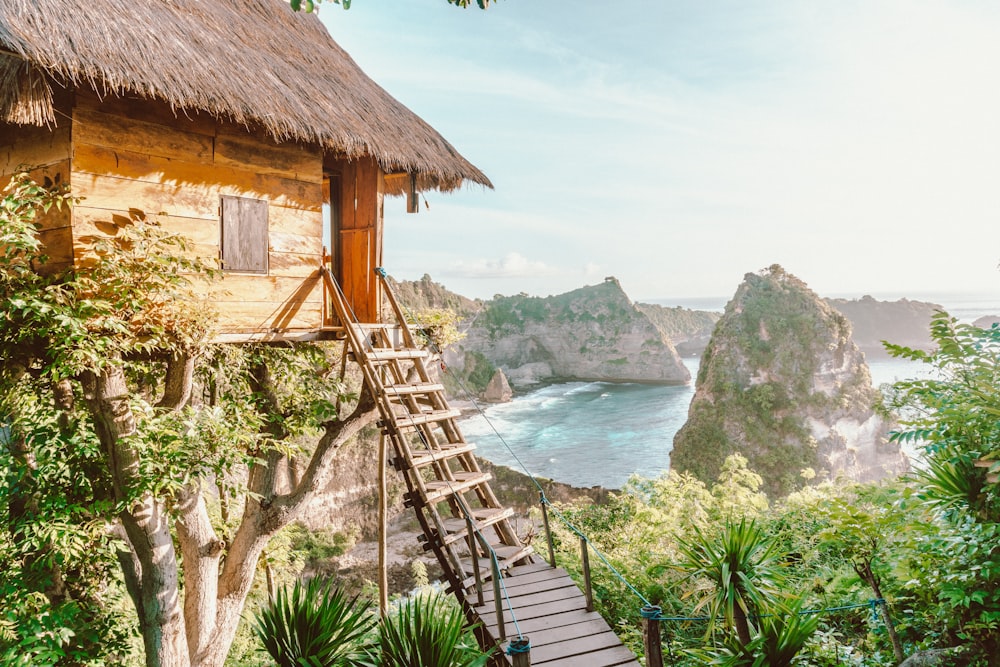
left=0, top=172, right=381, bottom=667
left=884, top=313, right=1000, bottom=664
left=817, top=490, right=906, bottom=663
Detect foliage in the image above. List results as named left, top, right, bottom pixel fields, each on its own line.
left=252, top=577, right=376, bottom=667
left=0, top=173, right=139, bottom=665
left=377, top=592, right=491, bottom=667
left=673, top=517, right=785, bottom=643
left=686, top=597, right=820, bottom=666
left=882, top=312, right=1000, bottom=662
left=409, top=307, right=465, bottom=352
left=1, top=172, right=366, bottom=666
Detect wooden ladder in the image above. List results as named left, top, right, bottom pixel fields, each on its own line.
left=321, top=267, right=535, bottom=603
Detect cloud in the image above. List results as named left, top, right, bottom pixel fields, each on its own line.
left=448, top=253, right=557, bottom=279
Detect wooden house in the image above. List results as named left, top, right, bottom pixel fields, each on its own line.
left=0, top=0, right=491, bottom=340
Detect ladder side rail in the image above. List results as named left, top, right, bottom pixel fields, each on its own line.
left=375, top=268, right=421, bottom=350
left=323, top=268, right=470, bottom=593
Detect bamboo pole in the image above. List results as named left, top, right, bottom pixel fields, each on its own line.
left=377, top=432, right=389, bottom=615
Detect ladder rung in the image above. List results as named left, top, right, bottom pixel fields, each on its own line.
left=383, top=383, right=446, bottom=397
left=394, top=408, right=461, bottom=428
left=410, top=442, right=477, bottom=468
left=365, top=349, right=428, bottom=362
left=440, top=507, right=514, bottom=546
left=424, top=471, right=492, bottom=503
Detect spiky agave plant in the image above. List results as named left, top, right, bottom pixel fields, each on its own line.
left=686, top=597, right=820, bottom=666
left=675, top=517, right=785, bottom=646
left=252, top=577, right=376, bottom=667
left=377, top=592, right=492, bottom=667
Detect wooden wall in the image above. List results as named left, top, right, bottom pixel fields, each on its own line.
left=0, top=118, right=73, bottom=274
left=69, top=92, right=327, bottom=336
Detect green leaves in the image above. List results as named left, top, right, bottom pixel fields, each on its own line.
left=378, top=593, right=491, bottom=667
left=253, top=577, right=376, bottom=667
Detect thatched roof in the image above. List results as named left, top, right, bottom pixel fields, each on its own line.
left=0, top=0, right=491, bottom=192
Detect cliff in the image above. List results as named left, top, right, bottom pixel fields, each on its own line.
left=451, top=278, right=690, bottom=388
left=671, top=265, right=908, bottom=497
left=826, top=295, right=941, bottom=356
left=636, top=302, right=720, bottom=357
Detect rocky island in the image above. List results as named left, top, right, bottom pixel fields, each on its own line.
left=447, top=277, right=691, bottom=389
left=670, top=265, right=909, bottom=496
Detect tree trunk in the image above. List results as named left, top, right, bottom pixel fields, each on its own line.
left=856, top=562, right=904, bottom=664
left=83, top=365, right=190, bottom=667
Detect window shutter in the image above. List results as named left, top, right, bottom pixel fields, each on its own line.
left=221, top=196, right=268, bottom=273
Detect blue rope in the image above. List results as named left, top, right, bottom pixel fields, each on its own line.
left=506, top=638, right=531, bottom=655
left=646, top=599, right=884, bottom=623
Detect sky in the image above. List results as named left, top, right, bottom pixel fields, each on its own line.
left=318, top=0, right=1000, bottom=305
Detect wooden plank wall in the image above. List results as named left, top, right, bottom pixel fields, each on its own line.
left=69, top=91, right=325, bottom=335
left=334, top=156, right=384, bottom=324
left=0, top=121, right=73, bottom=274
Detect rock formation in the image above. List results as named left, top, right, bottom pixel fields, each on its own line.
left=826, top=295, right=942, bottom=357
left=482, top=368, right=513, bottom=402
left=671, top=265, right=908, bottom=497
left=454, top=277, right=690, bottom=388
left=635, top=302, right=721, bottom=357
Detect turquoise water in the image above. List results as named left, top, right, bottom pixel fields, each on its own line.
left=458, top=356, right=929, bottom=490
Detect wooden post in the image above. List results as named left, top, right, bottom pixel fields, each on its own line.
left=467, top=515, right=484, bottom=606
left=642, top=605, right=664, bottom=667
left=377, top=432, right=388, bottom=615
left=541, top=496, right=556, bottom=568
left=491, top=548, right=506, bottom=641
left=509, top=638, right=531, bottom=667
left=580, top=536, right=593, bottom=612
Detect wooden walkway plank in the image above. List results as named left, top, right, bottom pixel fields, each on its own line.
left=529, top=631, right=631, bottom=664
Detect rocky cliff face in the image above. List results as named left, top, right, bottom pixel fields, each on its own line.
left=826, top=295, right=941, bottom=356
left=671, top=265, right=908, bottom=497
left=451, top=278, right=690, bottom=388
left=636, top=302, right=720, bottom=357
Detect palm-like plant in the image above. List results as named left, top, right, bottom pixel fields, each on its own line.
left=675, top=517, right=784, bottom=645
left=377, top=592, right=492, bottom=667
left=687, top=597, right=820, bottom=666
left=252, top=577, right=376, bottom=667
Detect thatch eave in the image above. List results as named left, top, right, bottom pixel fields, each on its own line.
left=0, top=0, right=493, bottom=193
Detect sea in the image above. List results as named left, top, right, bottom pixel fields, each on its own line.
left=456, top=292, right=1000, bottom=490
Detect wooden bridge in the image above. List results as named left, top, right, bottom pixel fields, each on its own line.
left=323, top=267, right=641, bottom=666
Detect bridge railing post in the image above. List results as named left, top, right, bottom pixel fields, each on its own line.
left=466, top=515, right=484, bottom=606
left=641, top=605, right=664, bottom=667
left=491, top=551, right=505, bottom=642
left=540, top=495, right=556, bottom=567
left=509, top=637, right=531, bottom=666
left=580, top=535, right=593, bottom=612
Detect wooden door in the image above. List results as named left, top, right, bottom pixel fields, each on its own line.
left=329, top=157, right=384, bottom=324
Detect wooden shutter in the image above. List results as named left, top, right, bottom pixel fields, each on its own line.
left=221, top=195, right=268, bottom=273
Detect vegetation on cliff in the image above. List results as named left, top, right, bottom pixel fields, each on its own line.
left=671, top=264, right=894, bottom=497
